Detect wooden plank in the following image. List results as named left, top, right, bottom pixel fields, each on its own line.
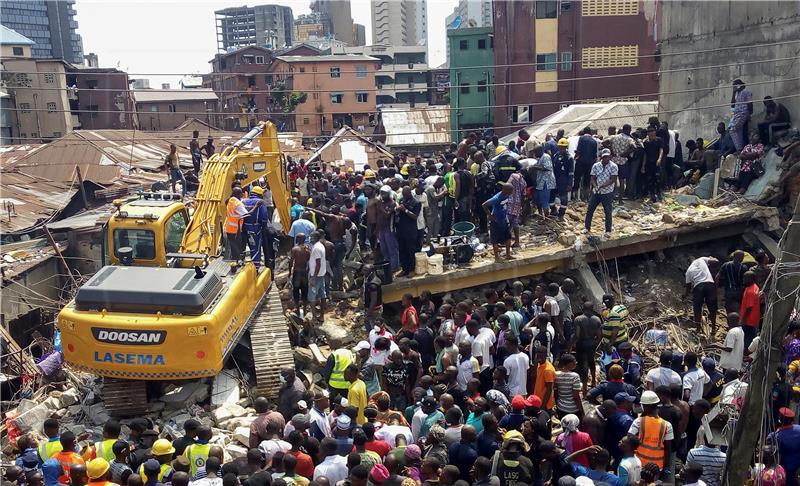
left=308, top=343, right=327, bottom=365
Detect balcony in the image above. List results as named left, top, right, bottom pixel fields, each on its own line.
left=376, top=86, right=397, bottom=97
left=387, top=63, right=429, bottom=73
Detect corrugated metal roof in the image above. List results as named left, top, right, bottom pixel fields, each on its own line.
left=0, top=171, right=77, bottom=234
left=133, top=89, right=218, bottom=103
left=0, top=25, right=35, bottom=45
left=307, top=126, right=393, bottom=170
left=499, top=102, right=659, bottom=143
left=276, top=54, right=380, bottom=62
left=380, top=106, right=450, bottom=147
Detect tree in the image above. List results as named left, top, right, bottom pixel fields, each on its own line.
left=271, top=83, right=307, bottom=131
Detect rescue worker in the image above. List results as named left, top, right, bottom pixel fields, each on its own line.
left=492, top=146, right=522, bottom=185
left=629, top=390, right=673, bottom=479
left=39, top=418, right=64, bottom=462
left=86, top=458, right=119, bottom=486
left=128, top=430, right=158, bottom=472
left=242, top=185, right=269, bottom=267
left=53, top=432, right=85, bottom=484
left=601, top=293, right=629, bottom=351
left=138, top=440, right=174, bottom=483
left=224, top=186, right=261, bottom=265
left=84, top=420, right=121, bottom=462
left=183, top=426, right=213, bottom=479
left=550, top=138, right=574, bottom=222
left=324, top=347, right=356, bottom=399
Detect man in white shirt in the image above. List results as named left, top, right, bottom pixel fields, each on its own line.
left=313, top=438, right=348, bottom=485
left=645, top=350, right=682, bottom=390
left=502, top=334, right=530, bottom=396
left=682, top=352, right=710, bottom=404
left=308, top=230, right=328, bottom=322
left=684, top=256, right=719, bottom=334
left=716, top=312, right=745, bottom=372
left=468, top=320, right=496, bottom=371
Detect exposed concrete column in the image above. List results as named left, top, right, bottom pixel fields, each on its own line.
left=742, top=230, right=780, bottom=260
left=573, top=261, right=606, bottom=308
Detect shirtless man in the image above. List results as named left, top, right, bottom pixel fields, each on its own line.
left=288, top=233, right=310, bottom=315
left=312, top=206, right=357, bottom=291
left=573, top=302, right=602, bottom=393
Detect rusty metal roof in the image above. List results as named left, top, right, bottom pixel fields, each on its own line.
left=0, top=171, right=77, bottom=234
left=379, top=105, right=450, bottom=147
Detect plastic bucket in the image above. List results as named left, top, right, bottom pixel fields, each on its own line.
left=452, top=221, right=476, bottom=238
left=428, top=254, right=444, bottom=275
left=415, top=252, right=428, bottom=275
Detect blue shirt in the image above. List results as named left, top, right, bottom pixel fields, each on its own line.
left=498, top=412, right=526, bottom=431
left=476, top=430, right=500, bottom=457
left=242, top=196, right=268, bottom=230
left=448, top=442, right=478, bottom=482
left=290, top=203, right=305, bottom=221
left=572, top=464, right=624, bottom=486
left=486, top=191, right=509, bottom=223
left=767, top=425, right=800, bottom=485
left=552, top=151, right=575, bottom=188
left=607, top=410, right=635, bottom=461
left=288, top=219, right=315, bottom=245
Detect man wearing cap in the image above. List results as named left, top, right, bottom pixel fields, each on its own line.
left=309, top=390, right=332, bottom=441
left=614, top=342, right=643, bottom=387
left=108, top=441, right=132, bottom=485
left=411, top=396, right=444, bottom=441
left=767, top=407, right=800, bottom=486
left=86, top=458, right=117, bottom=486
left=550, top=137, right=575, bottom=221
left=493, top=431, right=534, bottom=486
left=584, top=148, right=618, bottom=239
left=606, top=393, right=636, bottom=463
left=628, top=390, right=673, bottom=478
left=498, top=396, right=527, bottom=431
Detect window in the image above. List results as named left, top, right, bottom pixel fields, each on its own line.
left=490, top=36, right=494, bottom=49
left=299, top=66, right=305, bottom=73
left=313, top=92, right=319, bottom=100
left=356, top=66, right=367, bottom=78
left=265, top=74, right=273, bottom=84
left=114, top=229, right=156, bottom=261
left=512, top=105, right=533, bottom=123
left=53, top=132, right=62, bottom=138
left=44, top=73, right=55, bottom=83
left=581, top=45, right=639, bottom=68
left=477, top=80, right=487, bottom=92
left=168, top=104, right=177, bottom=112
left=330, top=93, right=343, bottom=103
left=164, top=211, right=188, bottom=254
left=561, top=52, right=573, bottom=71
left=478, top=39, right=487, bottom=50
left=536, top=53, right=558, bottom=71
left=87, top=105, right=99, bottom=118
left=459, top=39, right=468, bottom=50
left=12, top=46, right=23, bottom=56
left=150, top=105, right=158, bottom=112
left=356, top=92, right=368, bottom=103
left=460, top=84, right=470, bottom=94
left=582, top=0, right=638, bottom=16
left=330, top=67, right=341, bottom=78
left=46, top=102, right=57, bottom=112
left=30, top=132, right=38, bottom=138
left=248, top=75, right=256, bottom=87
left=20, top=102, right=31, bottom=113
left=86, top=79, right=98, bottom=89
left=303, top=117, right=310, bottom=125
left=536, top=0, right=559, bottom=18
left=256, top=55, right=265, bottom=64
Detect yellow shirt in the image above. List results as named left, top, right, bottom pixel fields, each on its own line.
left=348, top=379, right=368, bottom=425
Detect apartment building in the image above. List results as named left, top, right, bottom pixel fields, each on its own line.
left=133, top=90, right=219, bottom=131
left=294, top=12, right=328, bottom=44
left=67, top=67, right=133, bottom=130
left=311, top=0, right=354, bottom=45
left=268, top=54, right=378, bottom=135
left=208, top=46, right=273, bottom=131
left=449, top=27, right=494, bottom=139
left=371, top=0, right=427, bottom=46
left=493, top=0, right=660, bottom=129
left=445, top=0, right=492, bottom=63
left=215, top=4, right=294, bottom=51
left=1, top=0, right=84, bottom=64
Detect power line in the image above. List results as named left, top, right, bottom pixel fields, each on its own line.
left=5, top=76, right=797, bottom=118
left=5, top=54, right=798, bottom=95
left=7, top=92, right=799, bottom=147
left=7, top=39, right=800, bottom=77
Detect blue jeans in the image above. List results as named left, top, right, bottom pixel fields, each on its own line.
left=379, top=229, right=399, bottom=271
left=585, top=192, right=614, bottom=232
left=170, top=168, right=186, bottom=198
left=244, top=227, right=262, bottom=265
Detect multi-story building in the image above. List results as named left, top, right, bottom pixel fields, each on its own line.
left=133, top=90, right=219, bottom=131
left=445, top=0, right=492, bottom=63
left=67, top=67, right=133, bottom=130
left=1, top=0, right=84, bottom=64
left=493, top=0, right=660, bottom=130
left=328, top=45, right=428, bottom=106
left=352, top=24, right=367, bottom=47
left=371, top=0, right=427, bottom=46
left=448, top=27, right=493, bottom=139
left=311, top=0, right=354, bottom=45
left=294, top=12, right=328, bottom=44
left=208, top=46, right=273, bottom=131
left=215, top=4, right=294, bottom=51
left=427, top=67, right=450, bottom=106
left=267, top=54, right=378, bottom=135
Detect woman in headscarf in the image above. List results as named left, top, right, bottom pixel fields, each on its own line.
left=556, top=414, right=594, bottom=467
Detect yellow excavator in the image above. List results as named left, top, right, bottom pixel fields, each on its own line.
left=57, top=122, right=294, bottom=416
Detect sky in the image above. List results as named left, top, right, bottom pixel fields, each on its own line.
left=74, top=0, right=458, bottom=87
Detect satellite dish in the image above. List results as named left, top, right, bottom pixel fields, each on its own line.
left=450, top=15, right=462, bottom=29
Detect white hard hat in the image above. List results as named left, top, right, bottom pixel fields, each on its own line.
left=640, top=390, right=660, bottom=405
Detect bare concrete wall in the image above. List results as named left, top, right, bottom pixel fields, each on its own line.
left=659, top=1, right=800, bottom=140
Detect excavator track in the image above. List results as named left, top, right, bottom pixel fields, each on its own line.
left=103, top=378, right=149, bottom=417
left=248, top=285, right=294, bottom=399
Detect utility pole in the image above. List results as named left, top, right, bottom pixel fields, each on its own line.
left=724, top=197, right=800, bottom=485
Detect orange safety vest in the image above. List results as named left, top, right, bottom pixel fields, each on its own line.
left=225, top=197, right=244, bottom=234
left=54, top=451, right=85, bottom=484
left=635, top=415, right=668, bottom=468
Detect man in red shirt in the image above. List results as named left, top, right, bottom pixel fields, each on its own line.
left=739, top=271, right=761, bottom=349
left=285, top=430, right=315, bottom=479
left=361, top=422, right=391, bottom=459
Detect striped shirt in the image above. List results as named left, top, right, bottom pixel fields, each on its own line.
left=109, top=460, right=133, bottom=484
left=602, top=304, right=629, bottom=347
left=686, top=445, right=726, bottom=486
left=555, top=370, right=582, bottom=413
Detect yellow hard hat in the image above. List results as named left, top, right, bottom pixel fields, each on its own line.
left=495, top=145, right=508, bottom=155
left=87, top=458, right=110, bottom=479
left=557, top=137, right=569, bottom=147
left=250, top=186, right=264, bottom=196
left=400, top=164, right=409, bottom=176
left=152, top=439, right=175, bottom=456
left=364, top=169, right=376, bottom=179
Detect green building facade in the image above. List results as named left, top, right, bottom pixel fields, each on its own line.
left=448, top=27, right=494, bottom=141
